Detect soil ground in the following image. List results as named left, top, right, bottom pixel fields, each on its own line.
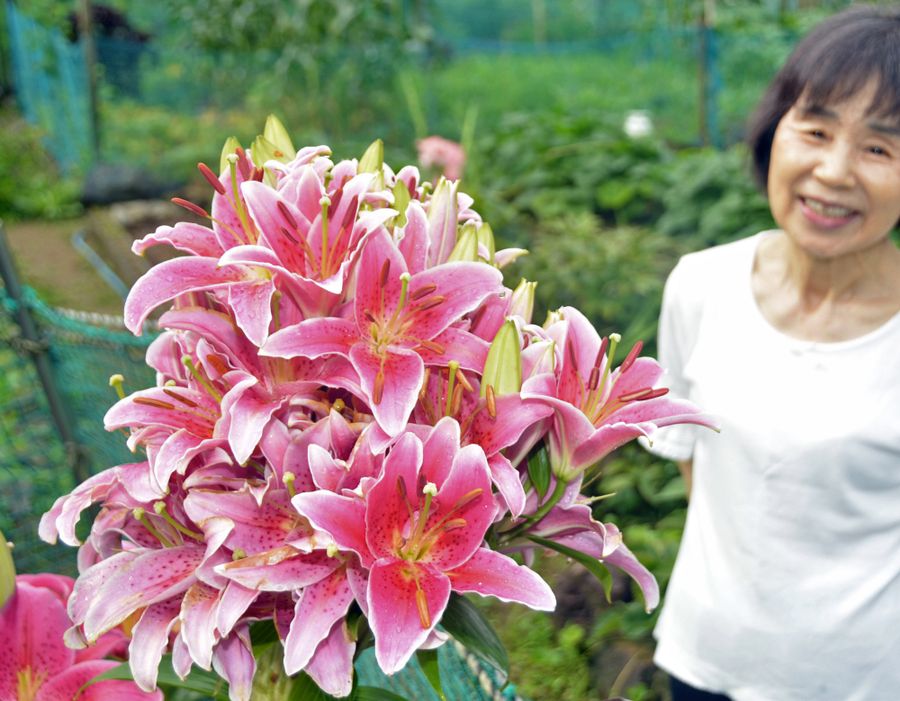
left=4, top=216, right=124, bottom=315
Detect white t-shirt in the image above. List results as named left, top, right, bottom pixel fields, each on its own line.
left=648, top=232, right=900, bottom=701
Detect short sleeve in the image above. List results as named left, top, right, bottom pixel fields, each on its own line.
left=642, top=256, right=704, bottom=462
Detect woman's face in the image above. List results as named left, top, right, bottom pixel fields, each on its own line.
left=767, top=81, right=900, bottom=261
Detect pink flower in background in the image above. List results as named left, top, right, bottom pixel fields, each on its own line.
left=0, top=573, right=161, bottom=701
left=416, top=136, right=466, bottom=180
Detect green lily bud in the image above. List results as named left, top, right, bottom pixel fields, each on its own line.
left=481, top=319, right=522, bottom=399
left=510, top=278, right=537, bottom=324
left=219, top=136, right=242, bottom=175
left=475, top=221, right=496, bottom=265
left=0, top=530, right=15, bottom=609
left=392, top=179, right=411, bottom=227
left=447, top=221, right=479, bottom=263
left=262, top=114, right=296, bottom=161
left=359, top=139, right=385, bottom=190
left=544, top=308, right=563, bottom=329
left=252, top=133, right=294, bottom=187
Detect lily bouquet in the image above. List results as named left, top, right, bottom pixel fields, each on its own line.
left=38, top=117, right=714, bottom=700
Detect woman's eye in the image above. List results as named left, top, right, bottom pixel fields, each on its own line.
left=808, top=129, right=827, bottom=139
left=867, top=144, right=890, bottom=157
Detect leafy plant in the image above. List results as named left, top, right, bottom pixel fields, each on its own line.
left=0, top=104, right=82, bottom=221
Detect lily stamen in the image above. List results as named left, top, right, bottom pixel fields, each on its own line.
left=618, top=386, right=669, bottom=403
left=181, top=355, right=223, bottom=402
left=171, top=197, right=209, bottom=219
left=455, top=369, right=474, bottom=393
left=319, top=195, right=331, bottom=275
left=444, top=361, right=460, bottom=417
left=162, top=388, right=199, bottom=408
left=133, top=397, right=176, bottom=410
left=410, top=283, right=437, bottom=301
left=152, top=502, right=204, bottom=542
left=485, top=384, right=497, bottom=418
left=618, top=340, right=643, bottom=375
left=373, top=369, right=386, bottom=405
left=414, top=295, right=445, bottom=311
left=416, top=339, right=445, bottom=355
left=226, top=154, right=256, bottom=244
left=197, top=162, right=226, bottom=195
left=415, top=584, right=431, bottom=629
left=132, top=507, right=175, bottom=548
left=277, top=200, right=299, bottom=230
left=109, top=374, right=125, bottom=400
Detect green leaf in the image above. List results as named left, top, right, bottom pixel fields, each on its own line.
left=250, top=619, right=280, bottom=647
left=528, top=535, right=613, bottom=603
left=481, top=319, right=522, bottom=398
left=88, top=657, right=229, bottom=700
left=526, top=445, right=551, bottom=500
left=440, top=594, right=508, bottom=678
left=416, top=649, right=447, bottom=701
left=352, top=688, right=409, bottom=701
left=288, top=672, right=341, bottom=701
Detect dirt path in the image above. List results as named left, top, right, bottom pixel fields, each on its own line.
left=3, top=217, right=126, bottom=315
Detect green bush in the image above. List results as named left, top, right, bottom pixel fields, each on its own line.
left=0, top=105, right=82, bottom=221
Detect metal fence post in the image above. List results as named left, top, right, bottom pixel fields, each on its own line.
left=0, top=221, right=90, bottom=483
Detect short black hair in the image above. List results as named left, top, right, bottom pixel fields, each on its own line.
left=747, top=5, right=900, bottom=192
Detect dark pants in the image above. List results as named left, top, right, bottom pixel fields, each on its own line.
left=670, top=675, right=732, bottom=701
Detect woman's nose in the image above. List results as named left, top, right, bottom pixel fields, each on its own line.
left=812, top=143, right=855, bottom=188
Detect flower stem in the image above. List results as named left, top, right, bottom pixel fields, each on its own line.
left=500, top=477, right=569, bottom=543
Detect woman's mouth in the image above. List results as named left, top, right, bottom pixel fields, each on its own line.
left=799, top=196, right=859, bottom=227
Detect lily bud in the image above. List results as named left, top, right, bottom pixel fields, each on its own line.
left=448, top=221, right=479, bottom=263
left=481, top=319, right=522, bottom=398
left=359, top=139, right=385, bottom=190
left=263, top=114, right=296, bottom=161
left=0, top=531, right=14, bottom=608
left=543, top=308, right=563, bottom=328
left=510, top=278, right=537, bottom=324
left=219, top=136, right=242, bottom=175
left=392, top=179, right=411, bottom=227
left=476, top=221, right=497, bottom=266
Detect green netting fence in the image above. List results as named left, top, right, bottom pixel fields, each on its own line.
left=0, top=264, right=155, bottom=575
left=7, top=0, right=865, bottom=178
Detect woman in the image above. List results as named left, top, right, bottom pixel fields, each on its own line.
left=647, top=6, right=900, bottom=700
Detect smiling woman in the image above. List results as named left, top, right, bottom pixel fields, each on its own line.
left=643, top=6, right=900, bottom=701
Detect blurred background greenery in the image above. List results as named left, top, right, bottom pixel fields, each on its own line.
left=0, top=1, right=883, bottom=699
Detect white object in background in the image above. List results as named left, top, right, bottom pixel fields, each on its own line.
left=623, top=110, right=653, bottom=138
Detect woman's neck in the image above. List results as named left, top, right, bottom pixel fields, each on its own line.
left=752, top=231, right=900, bottom=341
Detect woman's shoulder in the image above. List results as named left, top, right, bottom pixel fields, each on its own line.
left=665, top=231, right=770, bottom=301
left=675, top=231, right=770, bottom=275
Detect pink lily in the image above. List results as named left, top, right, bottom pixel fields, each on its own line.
left=262, top=229, right=501, bottom=436
left=525, top=498, right=660, bottom=612
left=523, top=306, right=717, bottom=481
left=412, top=365, right=552, bottom=517
left=417, top=136, right=466, bottom=181
left=0, top=573, right=161, bottom=701
left=292, top=418, right=555, bottom=673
